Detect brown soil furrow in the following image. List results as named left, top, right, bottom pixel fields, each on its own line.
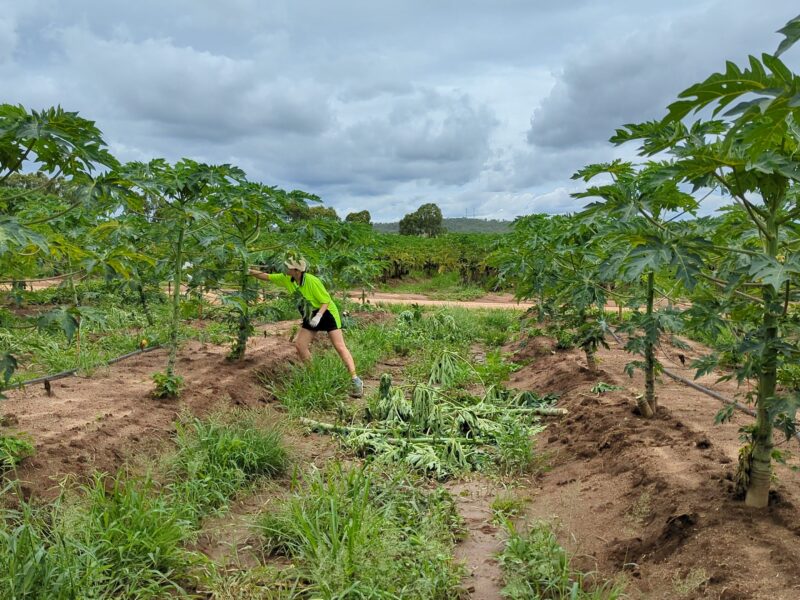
left=3, top=323, right=298, bottom=499
left=505, top=334, right=800, bottom=600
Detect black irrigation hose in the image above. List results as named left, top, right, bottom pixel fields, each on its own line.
left=660, top=369, right=756, bottom=418
left=11, top=345, right=163, bottom=390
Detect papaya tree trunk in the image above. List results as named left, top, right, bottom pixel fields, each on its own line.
left=585, top=347, right=597, bottom=372
left=745, top=216, right=780, bottom=508
left=66, top=255, right=82, bottom=363
left=166, top=221, right=185, bottom=378
left=66, top=256, right=79, bottom=307
left=644, top=271, right=656, bottom=415
left=137, top=280, right=154, bottom=326
left=537, top=289, right=546, bottom=323
left=230, top=261, right=251, bottom=360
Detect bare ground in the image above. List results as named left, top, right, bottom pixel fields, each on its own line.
left=501, top=333, right=800, bottom=600
left=347, top=291, right=535, bottom=310
left=2, top=321, right=305, bottom=499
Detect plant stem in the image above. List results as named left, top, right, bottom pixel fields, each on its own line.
left=166, top=218, right=185, bottom=379
left=137, top=280, right=154, bottom=326
left=230, top=259, right=251, bottom=360
left=746, top=206, right=781, bottom=508
left=644, top=271, right=656, bottom=416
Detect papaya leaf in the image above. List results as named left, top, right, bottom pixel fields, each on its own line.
left=775, top=14, right=800, bottom=58
left=36, top=307, right=79, bottom=343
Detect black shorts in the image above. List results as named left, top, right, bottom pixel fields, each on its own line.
left=300, top=308, right=339, bottom=332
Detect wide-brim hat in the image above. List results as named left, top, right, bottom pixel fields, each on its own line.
left=285, top=258, right=307, bottom=272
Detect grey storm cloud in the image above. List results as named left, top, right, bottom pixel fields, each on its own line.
left=59, top=30, right=334, bottom=141
left=1, top=0, right=799, bottom=221
left=527, top=0, right=800, bottom=150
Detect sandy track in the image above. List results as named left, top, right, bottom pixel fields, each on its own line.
left=346, top=291, right=635, bottom=313
left=347, top=291, right=535, bottom=310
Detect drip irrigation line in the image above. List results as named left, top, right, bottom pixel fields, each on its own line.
left=607, top=326, right=800, bottom=446
left=661, top=369, right=755, bottom=417
left=11, top=345, right=163, bottom=390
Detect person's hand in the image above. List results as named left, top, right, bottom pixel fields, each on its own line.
left=309, top=314, right=322, bottom=328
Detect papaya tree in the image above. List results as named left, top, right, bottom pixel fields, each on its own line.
left=0, top=105, right=119, bottom=378
left=0, top=104, right=118, bottom=289
left=548, top=218, right=613, bottom=373
left=200, top=181, right=288, bottom=359
left=118, top=159, right=244, bottom=397
left=490, top=214, right=563, bottom=322
left=574, top=161, right=705, bottom=417
left=613, top=16, right=800, bottom=507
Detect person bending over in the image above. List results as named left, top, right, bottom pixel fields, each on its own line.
left=249, top=258, right=363, bottom=398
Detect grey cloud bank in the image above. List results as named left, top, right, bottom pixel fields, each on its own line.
left=1, top=0, right=798, bottom=221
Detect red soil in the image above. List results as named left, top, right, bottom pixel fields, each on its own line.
left=504, top=335, right=800, bottom=600
left=2, top=322, right=301, bottom=500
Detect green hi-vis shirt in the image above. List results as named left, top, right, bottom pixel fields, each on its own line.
left=267, top=273, right=342, bottom=328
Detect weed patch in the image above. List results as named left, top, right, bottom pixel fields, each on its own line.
left=0, top=433, right=35, bottom=471
left=167, top=413, right=288, bottom=524
left=491, top=493, right=528, bottom=523
left=0, top=411, right=288, bottom=599
left=499, top=521, right=625, bottom=599
left=258, top=464, right=464, bottom=598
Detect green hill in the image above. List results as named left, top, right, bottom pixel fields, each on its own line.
left=373, top=217, right=512, bottom=234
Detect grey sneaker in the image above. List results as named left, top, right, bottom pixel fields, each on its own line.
left=351, top=376, right=364, bottom=398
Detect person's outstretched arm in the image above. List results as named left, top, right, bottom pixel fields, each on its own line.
left=248, top=268, right=270, bottom=281
left=249, top=270, right=292, bottom=286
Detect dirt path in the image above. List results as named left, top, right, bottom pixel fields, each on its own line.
left=347, top=291, right=637, bottom=313
left=447, top=479, right=507, bottom=599
left=347, top=291, right=534, bottom=310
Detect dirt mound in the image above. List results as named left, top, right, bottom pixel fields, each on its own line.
left=507, top=347, right=617, bottom=396
left=504, top=335, right=557, bottom=363
left=3, top=322, right=298, bottom=500
left=511, top=338, right=800, bottom=599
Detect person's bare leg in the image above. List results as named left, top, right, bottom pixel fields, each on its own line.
left=329, top=329, right=357, bottom=376
left=295, top=327, right=315, bottom=362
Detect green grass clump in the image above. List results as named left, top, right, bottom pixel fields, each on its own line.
left=496, top=416, right=538, bottom=475
left=0, top=434, right=35, bottom=471
left=168, top=414, right=288, bottom=523
left=491, top=493, right=528, bottom=523
left=80, top=474, right=198, bottom=598
left=0, top=475, right=199, bottom=600
left=477, top=309, right=518, bottom=346
left=270, top=322, right=392, bottom=415
left=499, top=521, right=625, bottom=599
left=271, top=351, right=351, bottom=414
left=259, top=464, right=464, bottom=598
left=0, top=412, right=289, bottom=599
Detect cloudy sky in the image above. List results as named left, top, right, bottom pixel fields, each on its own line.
left=2, top=1, right=799, bottom=221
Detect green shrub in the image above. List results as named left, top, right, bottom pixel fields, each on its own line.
left=152, top=372, right=184, bottom=398
left=0, top=434, right=35, bottom=471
